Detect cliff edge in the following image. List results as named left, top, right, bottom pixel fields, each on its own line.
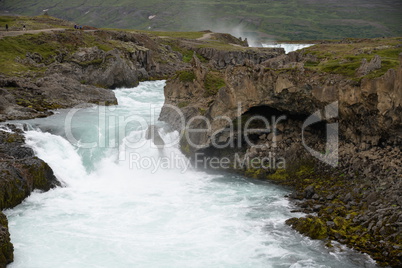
left=159, top=37, right=402, bottom=267
left=0, top=125, right=61, bottom=266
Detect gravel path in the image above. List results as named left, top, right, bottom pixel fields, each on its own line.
left=0, top=28, right=96, bottom=39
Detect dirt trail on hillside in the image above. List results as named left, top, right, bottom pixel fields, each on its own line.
left=0, top=28, right=65, bottom=39
left=197, top=32, right=213, bottom=40
left=0, top=28, right=95, bottom=39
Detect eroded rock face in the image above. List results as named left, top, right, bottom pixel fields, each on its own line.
left=159, top=51, right=402, bottom=266
left=0, top=30, right=184, bottom=122
left=0, top=212, right=13, bottom=267
left=48, top=45, right=149, bottom=89
left=145, top=125, right=165, bottom=149
left=356, top=54, right=382, bottom=76
left=196, top=47, right=284, bottom=69
left=160, top=53, right=402, bottom=149
left=0, top=74, right=118, bottom=122
left=0, top=125, right=61, bottom=209
left=0, top=125, right=61, bottom=266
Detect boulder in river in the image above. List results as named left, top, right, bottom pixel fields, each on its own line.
left=145, top=125, right=165, bottom=149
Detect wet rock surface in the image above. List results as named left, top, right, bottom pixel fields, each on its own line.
left=161, top=52, right=402, bottom=149
left=0, top=212, right=12, bottom=268
left=160, top=50, right=402, bottom=266
left=0, top=125, right=61, bottom=266
left=246, top=122, right=402, bottom=267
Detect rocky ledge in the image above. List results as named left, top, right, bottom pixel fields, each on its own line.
left=0, top=29, right=190, bottom=121
left=0, top=125, right=60, bottom=266
left=0, top=74, right=117, bottom=121
left=159, top=39, right=402, bottom=266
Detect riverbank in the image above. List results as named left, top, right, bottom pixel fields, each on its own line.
left=160, top=38, right=402, bottom=266
left=178, top=114, right=402, bottom=266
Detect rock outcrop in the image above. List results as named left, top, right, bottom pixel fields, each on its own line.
left=49, top=46, right=139, bottom=89
left=0, top=74, right=117, bottom=121
left=0, top=29, right=189, bottom=122
left=0, top=212, right=12, bottom=267
left=356, top=54, right=382, bottom=76
left=159, top=48, right=402, bottom=266
left=195, top=47, right=284, bottom=69
left=145, top=125, right=165, bottom=149
left=161, top=52, right=402, bottom=150
left=0, top=125, right=61, bottom=267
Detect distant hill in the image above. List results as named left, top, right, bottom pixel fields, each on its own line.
left=1, top=0, right=401, bottom=41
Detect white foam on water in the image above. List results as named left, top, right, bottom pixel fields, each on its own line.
left=262, top=43, right=314, bottom=54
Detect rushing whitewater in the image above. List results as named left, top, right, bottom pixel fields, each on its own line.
left=262, top=44, right=314, bottom=54
left=4, top=81, right=376, bottom=267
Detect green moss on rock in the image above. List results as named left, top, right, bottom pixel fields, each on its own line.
left=204, top=72, right=226, bottom=97
left=178, top=101, right=189, bottom=108
left=179, top=131, right=192, bottom=158
left=176, top=70, right=195, bottom=82
left=286, top=216, right=328, bottom=240
left=0, top=212, right=13, bottom=266
left=245, top=167, right=268, bottom=179
left=267, top=169, right=289, bottom=181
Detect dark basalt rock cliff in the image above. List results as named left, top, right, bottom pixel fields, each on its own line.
left=159, top=45, right=402, bottom=266
left=195, top=47, right=284, bottom=69
left=0, top=125, right=61, bottom=266
left=0, top=212, right=12, bottom=267
left=161, top=51, right=402, bottom=148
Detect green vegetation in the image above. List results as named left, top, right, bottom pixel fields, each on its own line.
left=178, top=101, right=189, bottom=108
left=179, top=131, right=193, bottom=157
left=4, top=133, right=22, bottom=143
left=0, top=29, right=118, bottom=75
left=176, top=70, right=195, bottom=82
left=204, top=72, right=226, bottom=96
left=198, top=41, right=247, bottom=51
left=287, top=216, right=328, bottom=240
left=138, top=30, right=204, bottom=40
left=0, top=15, right=73, bottom=30
left=302, top=38, right=402, bottom=79
left=2, top=0, right=402, bottom=40
left=73, top=58, right=103, bottom=67
left=15, top=96, right=63, bottom=111
left=0, top=212, right=13, bottom=265
left=160, top=39, right=208, bottom=63
left=0, top=33, right=59, bottom=75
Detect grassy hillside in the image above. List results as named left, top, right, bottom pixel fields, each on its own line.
left=301, top=37, right=402, bottom=80
left=0, top=14, right=73, bottom=30
left=1, top=0, right=401, bottom=41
